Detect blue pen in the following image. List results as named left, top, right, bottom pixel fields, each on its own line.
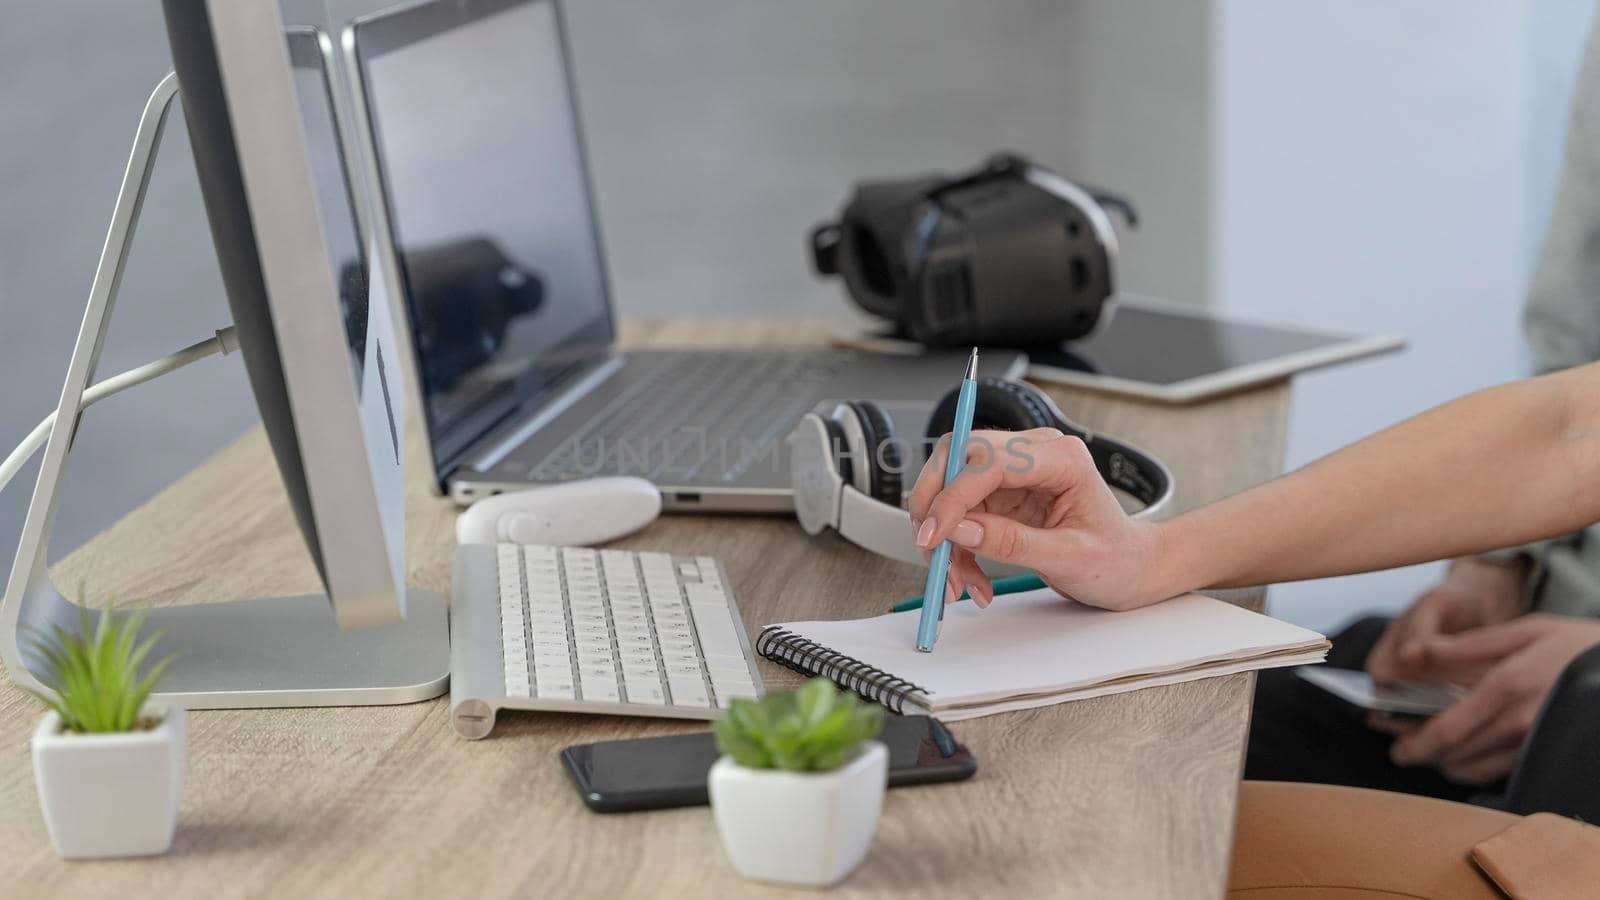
left=916, top=347, right=980, bottom=652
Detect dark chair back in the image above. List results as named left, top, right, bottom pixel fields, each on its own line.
left=1504, top=643, right=1600, bottom=822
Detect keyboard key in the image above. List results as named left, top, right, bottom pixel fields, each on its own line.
left=615, top=636, right=654, bottom=654
left=656, top=622, right=694, bottom=641
left=705, top=657, right=753, bottom=678
left=685, top=583, right=728, bottom=607
left=535, top=661, right=573, bottom=681
left=622, top=664, right=659, bottom=682
left=659, top=636, right=697, bottom=656
left=538, top=678, right=577, bottom=700
left=617, top=642, right=655, bottom=660
left=581, top=676, right=621, bottom=703
left=691, top=608, right=746, bottom=658
left=713, top=686, right=759, bottom=707
left=711, top=672, right=758, bottom=692
left=668, top=677, right=711, bottom=708
left=661, top=654, right=698, bottom=672
left=627, top=686, right=667, bottom=705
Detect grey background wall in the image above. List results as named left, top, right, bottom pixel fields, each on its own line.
left=0, top=0, right=1211, bottom=565
left=0, top=1, right=1594, bottom=633
left=0, top=2, right=259, bottom=569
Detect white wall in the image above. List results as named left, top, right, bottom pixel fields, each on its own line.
left=0, top=1, right=1215, bottom=560
left=1212, top=0, right=1596, bottom=634
left=562, top=0, right=1214, bottom=318
left=3, top=1, right=1590, bottom=605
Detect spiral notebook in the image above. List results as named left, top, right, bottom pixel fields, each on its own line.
left=756, top=588, right=1329, bottom=720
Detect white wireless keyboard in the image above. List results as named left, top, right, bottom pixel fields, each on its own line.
left=447, top=544, right=765, bottom=738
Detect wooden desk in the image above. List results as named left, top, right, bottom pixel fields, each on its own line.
left=0, top=321, right=1288, bottom=899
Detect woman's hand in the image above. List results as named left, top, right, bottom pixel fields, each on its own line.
left=906, top=428, right=1169, bottom=611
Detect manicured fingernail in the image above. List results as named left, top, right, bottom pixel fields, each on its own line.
left=968, top=585, right=989, bottom=608
left=916, top=517, right=937, bottom=548
left=951, top=520, right=984, bottom=548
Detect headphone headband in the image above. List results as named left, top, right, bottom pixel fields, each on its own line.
left=787, top=380, right=1175, bottom=567
left=924, top=377, right=1172, bottom=512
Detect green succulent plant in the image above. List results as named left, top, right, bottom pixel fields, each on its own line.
left=27, top=602, right=174, bottom=734
left=713, top=677, right=884, bottom=772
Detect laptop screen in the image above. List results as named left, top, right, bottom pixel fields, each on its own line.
left=351, top=0, right=615, bottom=470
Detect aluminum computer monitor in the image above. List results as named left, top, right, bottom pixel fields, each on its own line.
left=162, top=0, right=407, bottom=629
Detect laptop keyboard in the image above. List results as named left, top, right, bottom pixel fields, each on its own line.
left=524, top=352, right=847, bottom=484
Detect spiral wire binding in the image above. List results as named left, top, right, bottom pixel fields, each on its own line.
left=755, top=627, right=929, bottom=714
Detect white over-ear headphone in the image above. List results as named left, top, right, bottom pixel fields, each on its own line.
left=787, top=378, right=1174, bottom=565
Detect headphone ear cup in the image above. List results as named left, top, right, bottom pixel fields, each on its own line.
left=819, top=416, right=854, bottom=488
left=844, top=400, right=902, bottom=506
left=924, top=377, right=1068, bottom=442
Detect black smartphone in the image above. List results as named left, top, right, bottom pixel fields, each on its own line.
left=560, top=715, right=977, bottom=813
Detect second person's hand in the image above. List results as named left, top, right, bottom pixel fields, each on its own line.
left=906, top=428, right=1168, bottom=612
left=1387, top=614, right=1600, bottom=784
left=1365, top=555, right=1529, bottom=683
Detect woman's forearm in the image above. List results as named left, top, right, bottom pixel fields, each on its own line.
left=1150, top=363, right=1600, bottom=597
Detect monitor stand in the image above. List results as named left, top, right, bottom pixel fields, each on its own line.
left=0, top=74, right=449, bottom=709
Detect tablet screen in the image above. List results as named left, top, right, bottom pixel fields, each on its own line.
left=1032, top=304, right=1360, bottom=386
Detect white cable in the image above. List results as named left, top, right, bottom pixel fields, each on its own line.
left=0, top=327, right=239, bottom=496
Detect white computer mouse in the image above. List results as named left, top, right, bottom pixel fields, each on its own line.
left=454, top=477, right=662, bottom=547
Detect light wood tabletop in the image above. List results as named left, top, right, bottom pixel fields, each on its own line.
left=0, top=320, right=1289, bottom=899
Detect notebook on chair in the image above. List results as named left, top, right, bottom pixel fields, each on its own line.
left=757, top=588, right=1330, bottom=720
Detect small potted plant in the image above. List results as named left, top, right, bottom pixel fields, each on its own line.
left=27, top=603, right=183, bottom=859
left=709, top=677, right=887, bottom=887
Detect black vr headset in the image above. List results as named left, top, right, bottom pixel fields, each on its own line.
left=809, top=152, right=1136, bottom=348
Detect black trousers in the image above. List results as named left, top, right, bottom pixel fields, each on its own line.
left=1245, top=616, right=1493, bottom=803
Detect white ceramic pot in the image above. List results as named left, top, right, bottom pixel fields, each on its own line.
left=708, top=741, right=887, bottom=887
left=31, top=703, right=186, bottom=859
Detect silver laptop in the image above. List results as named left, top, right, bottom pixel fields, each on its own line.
left=341, top=0, right=1023, bottom=512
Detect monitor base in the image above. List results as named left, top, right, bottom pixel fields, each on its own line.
left=20, top=588, right=449, bottom=709
left=141, top=590, right=449, bottom=708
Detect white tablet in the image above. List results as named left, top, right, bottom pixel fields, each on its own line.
left=1026, top=296, right=1404, bottom=402
left=835, top=295, right=1404, bottom=404
left=1296, top=667, right=1464, bottom=718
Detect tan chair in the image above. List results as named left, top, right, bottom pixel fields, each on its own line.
left=1227, top=781, right=1515, bottom=900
